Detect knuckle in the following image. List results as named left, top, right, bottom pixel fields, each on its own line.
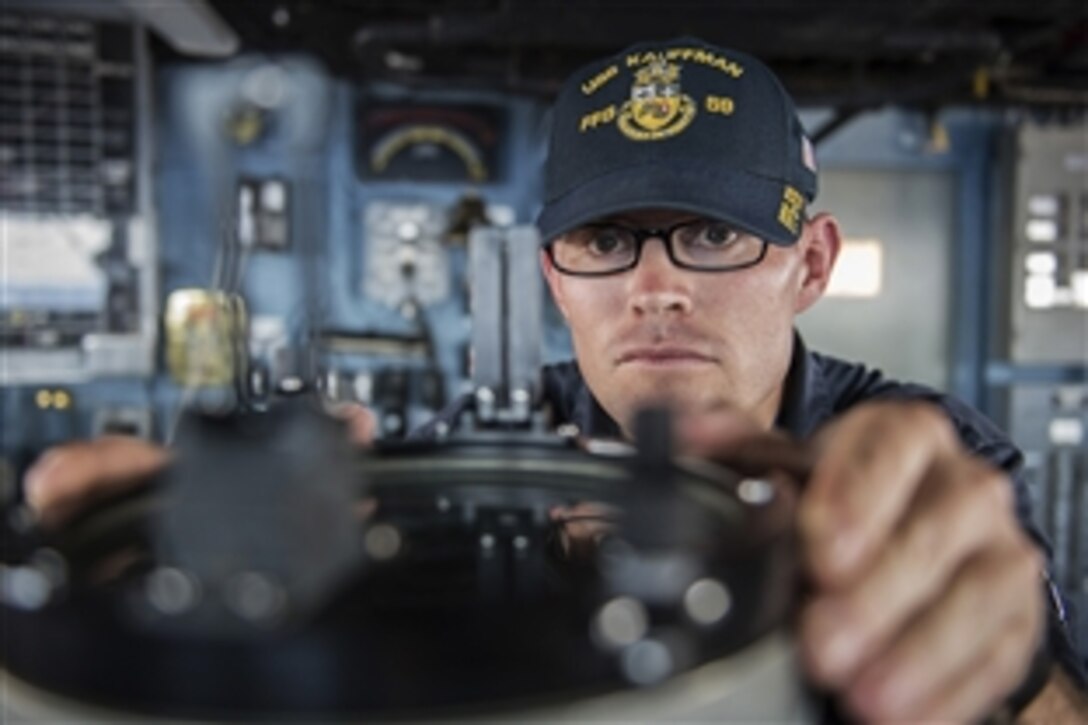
left=866, top=400, right=957, bottom=454
left=965, top=461, right=1014, bottom=518
left=953, top=484, right=990, bottom=535
left=902, top=507, right=945, bottom=573
left=25, top=447, right=79, bottom=509
left=991, top=545, right=1042, bottom=609
left=953, top=565, right=987, bottom=615
left=841, top=577, right=883, bottom=630
left=909, top=402, right=956, bottom=448
left=35, top=445, right=78, bottom=480
left=27, top=448, right=60, bottom=477
left=1012, top=544, right=1043, bottom=584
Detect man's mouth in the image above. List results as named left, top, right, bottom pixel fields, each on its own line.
left=615, top=347, right=717, bottom=366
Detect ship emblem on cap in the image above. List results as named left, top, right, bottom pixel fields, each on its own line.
left=617, top=56, right=696, bottom=141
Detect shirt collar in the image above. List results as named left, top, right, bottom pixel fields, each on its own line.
left=570, top=377, right=623, bottom=439
left=775, top=331, right=833, bottom=439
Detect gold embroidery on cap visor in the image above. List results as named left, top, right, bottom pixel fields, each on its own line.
left=617, top=57, right=696, bottom=141
left=778, top=186, right=804, bottom=234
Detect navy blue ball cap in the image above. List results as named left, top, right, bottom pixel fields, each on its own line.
left=537, top=37, right=818, bottom=246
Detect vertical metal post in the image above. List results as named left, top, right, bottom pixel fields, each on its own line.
left=504, top=226, right=542, bottom=420
left=469, top=227, right=505, bottom=422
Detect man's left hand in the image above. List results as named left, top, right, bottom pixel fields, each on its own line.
left=680, top=401, right=1046, bottom=722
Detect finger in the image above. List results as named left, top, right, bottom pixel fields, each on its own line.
left=803, top=455, right=1019, bottom=686
left=551, top=502, right=619, bottom=540
left=675, top=408, right=813, bottom=479
left=559, top=520, right=612, bottom=556
left=326, top=402, right=378, bottom=447
left=549, top=501, right=620, bottom=520
left=843, top=543, right=1043, bottom=722
left=801, top=401, right=959, bottom=586
left=354, top=496, right=380, bottom=522
left=24, top=437, right=171, bottom=528
left=914, top=632, right=1037, bottom=723
left=551, top=502, right=619, bottom=558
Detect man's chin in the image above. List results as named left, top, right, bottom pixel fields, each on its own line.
left=611, top=378, right=723, bottom=424
left=621, top=364, right=713, bottom=392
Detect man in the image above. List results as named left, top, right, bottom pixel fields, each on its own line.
left=25, top=37, right=1087, bottom=721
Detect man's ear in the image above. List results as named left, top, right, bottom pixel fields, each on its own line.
left=540, top=247, right=570, bottom=321
left=795, top=212, right=842, bottom=314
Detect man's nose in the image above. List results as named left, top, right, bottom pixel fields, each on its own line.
left=627, top=238, right=694, bottom=315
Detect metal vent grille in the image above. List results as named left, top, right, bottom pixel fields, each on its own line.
left=0, top=12, right=136, bottom=216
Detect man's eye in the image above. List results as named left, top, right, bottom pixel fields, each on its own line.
left=695, top=223, right=740, bottom=247
left=589, top=232, right=626, bottom=254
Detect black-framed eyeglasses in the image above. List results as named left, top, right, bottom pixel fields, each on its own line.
left=544, top=219, right=769, bottom=277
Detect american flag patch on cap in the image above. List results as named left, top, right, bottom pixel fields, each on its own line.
left=801, top=135, right=817, bottom=173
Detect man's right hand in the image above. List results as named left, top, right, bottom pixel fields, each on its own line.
left=23, top=436, right=173, bottom=529
left=22, top=403, right=379, bottom=530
